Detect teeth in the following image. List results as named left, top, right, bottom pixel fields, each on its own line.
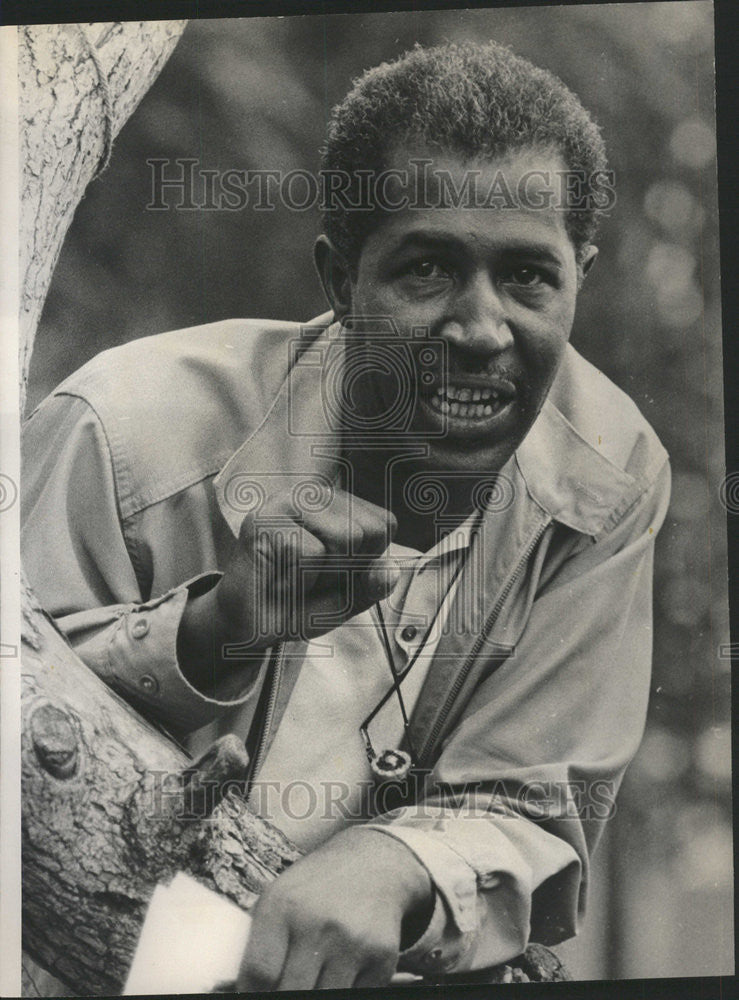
left=427, top=385, right=510, bottom=419
left=439, top=384, right=504, bottom=402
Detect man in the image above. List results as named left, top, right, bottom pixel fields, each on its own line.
left=22, top=41, right=670, bottom=989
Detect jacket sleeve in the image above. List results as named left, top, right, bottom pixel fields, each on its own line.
left=21, top=393, right=264, bottom=735
left=364, top=457, right=671, bottom=976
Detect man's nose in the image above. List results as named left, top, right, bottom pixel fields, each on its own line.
left=440, top=274, right=514, bottom=356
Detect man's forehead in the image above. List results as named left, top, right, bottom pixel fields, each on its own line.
left=363, top=141, right=574, bottom=240
left=362, top=142, right=574, bottom=260
left=382, top=220, right=570, bottom=261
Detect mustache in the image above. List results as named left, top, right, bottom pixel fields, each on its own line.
left=429, top=363, right=528, bottom=395
left=444, top=363, right=521, bottom=382
left=442, top=345, right=520, bottom=380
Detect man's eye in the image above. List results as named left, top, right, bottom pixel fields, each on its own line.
left=406, top=259, right=448, bottom=280
left=505, top=265, right=544, bottom=287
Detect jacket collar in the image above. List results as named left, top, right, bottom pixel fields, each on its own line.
left=515, top=395, right=636, bottom=537
left=214, top=317, right=637, bottom=540
left=214, top=315, right=340, bottom=535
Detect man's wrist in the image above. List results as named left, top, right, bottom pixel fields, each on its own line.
left=177, top=584, right=265, bottom=689
left=338, top=827, right=435, bottom=942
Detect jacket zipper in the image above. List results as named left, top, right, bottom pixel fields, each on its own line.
left=416, top=516, right=551, bottom=767
left=249, top=641, right=285, bottom=783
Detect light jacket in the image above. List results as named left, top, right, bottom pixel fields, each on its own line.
left=21, top=313, right=670, bottom=974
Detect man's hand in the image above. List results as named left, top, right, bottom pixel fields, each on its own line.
left=238, top=828, right=434, bottom=991
left=178, top=487, right=399, bottom=683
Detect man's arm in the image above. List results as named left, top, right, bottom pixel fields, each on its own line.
left=21, top=392, right=264, bottom=734
left=22, top=390, right=401, bottom=734
left=361, top=456, right=672, bottom=973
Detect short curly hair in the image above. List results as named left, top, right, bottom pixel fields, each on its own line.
left=321, top=41, right=609, bottom=268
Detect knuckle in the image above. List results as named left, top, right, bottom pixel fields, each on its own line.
left=340, top=922, right=386, bottom=956
left=365, top=510, right=387, bottom=535
left=237, top=511, right=257, bottom=542
left=269, top=491, right=293, bottom=514
left=321, top=916, right=347, bottom=939
left=367, top=934, right=397, bottom=961
left=364, top=947, right=391, bottom=971
left=266, top=880, right=311, bottom=920
left=301, top=528, right=326, bottom=560
left=255, top=883, right=292, bottom=923
left=321, top=916, right=363, bottom=952
left=350, top=523, right=365, bottom=554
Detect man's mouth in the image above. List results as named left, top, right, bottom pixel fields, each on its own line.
left=425, top=381, right=516, bottom=420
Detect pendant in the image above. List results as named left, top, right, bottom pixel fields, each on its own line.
left=370, top=748, right=413, bottom=784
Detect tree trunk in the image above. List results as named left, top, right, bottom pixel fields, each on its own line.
left=19, top=21, right=301, bottom=996
left=21, top=581, right=300, bottom=993
left=19, top=21, right=186, bottom=413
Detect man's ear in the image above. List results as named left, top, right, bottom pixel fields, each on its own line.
left=581, top=245, right=599, bottom=276
left=314, top=235, right=353, bottom=319
left=576, top=245, right=598, bottom=290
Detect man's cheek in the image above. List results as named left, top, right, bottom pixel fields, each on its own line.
left=523, top=336, right=568, bottom=412
left=531, top=319, right=570, bottom=369
left=526, top=340, right=563, bottom=386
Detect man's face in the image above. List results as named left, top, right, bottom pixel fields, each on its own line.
left=342, top=145, right=584, bottom=474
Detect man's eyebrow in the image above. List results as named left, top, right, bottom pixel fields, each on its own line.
left=503, top=243, right=567, bottom=269
left=388, top=230, right=467, bottom=254
left=387, top=229, right=566, bottom=268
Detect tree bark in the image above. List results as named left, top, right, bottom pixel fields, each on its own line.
left=19, top=21, right=186, bottom=413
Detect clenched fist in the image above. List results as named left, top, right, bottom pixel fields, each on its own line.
left=178, top=487, right=400, bottom=684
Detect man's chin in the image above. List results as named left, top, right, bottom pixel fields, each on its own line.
left=416, top=433, right=520, bottom=476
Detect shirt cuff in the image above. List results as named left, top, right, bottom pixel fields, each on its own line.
left=104, top=573, right=263, bottom=733
left=363, top=824, right=479, bottom=974
left=399, top=890, right=448, bottom=966
left=364, top=818, right=555, bottom=975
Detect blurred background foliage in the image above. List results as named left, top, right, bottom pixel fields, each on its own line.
left=27, top=1, right=731, bottom=981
